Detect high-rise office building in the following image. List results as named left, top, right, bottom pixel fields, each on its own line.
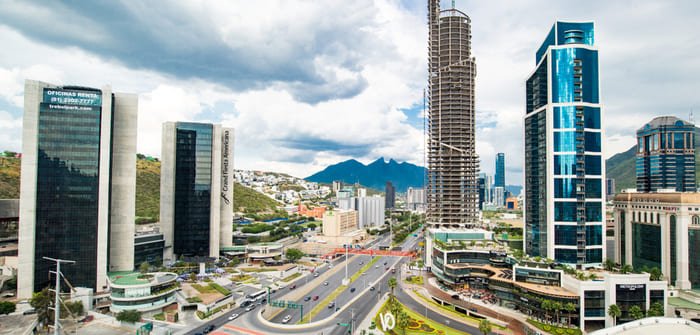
left=385, top=181, right=395, bottom=209
left=524, top=21, right=604, bottom=266
left=160, top=122, right=233, bottom=261
left=18, top=80, right=137, bottom=298
left=407, top=187, right=426, bottom=211
left=337, top=196, right=385, bottom=228
left=605, top=178, right=616, bottom=201
left=426, top=0, right=479, bottom=228
left=636, top=116, right=695, bottom=192
left=495, top=153, right=505, bottom=189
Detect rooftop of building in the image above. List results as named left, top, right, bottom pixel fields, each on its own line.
left=637, top=115, right=694, bottom=132
left=588, top=317, right=700, bottom=335
left=108, top=271, right=177, bottom=286
left=613, top=191, right=700, bottom=204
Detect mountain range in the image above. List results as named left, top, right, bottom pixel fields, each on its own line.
left=306, top=158, right=425, bottom=193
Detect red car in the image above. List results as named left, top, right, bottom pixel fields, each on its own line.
left=290, top=285, right=296, bottom=290
left=313, top=296, right=319, bottom=301
left=79, top=315, right=94, bottom=323
left=391, top=269, right=396, bottom=274
left=386, top=267, right=390, bottom=270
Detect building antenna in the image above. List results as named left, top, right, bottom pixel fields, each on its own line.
left=452, top=0, right=456, bottom=9
left=689, top=108, right=695, bottom=125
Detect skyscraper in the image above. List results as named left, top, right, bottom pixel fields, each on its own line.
left=18, top=80, right=137, bottom=298
left=426, top=0, right=479, bottom=228
left=636, top=116, right=695, bottom=192
left=385, top=181, right=395, bottom=209
left=495, top=153, right=505, bottom=188
left=160, top=122, right=233, bottom=261
left=524, top=21, right=604, bottom=266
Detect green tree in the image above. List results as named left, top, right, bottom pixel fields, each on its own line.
left=189, top=272, right=197, bottom=282
left=604, top=258, right=616, bottom=271
left=479, top=318, right=492, bottom=335
left=608, top=304, right=621, bottom=326
left=564, top=302, right=576, bottom=328
left=139, top=262, right=150, bottom=274
left=388, top=277, right=398, bottom=297
left=513, top=249, right=525, bottom=262
left=116, top=309, right=142, bottom=323
left=541, top=300, right=552, bottom=324
left=5, top=275, right=16, bottom=290
left=285, top=248, right=304, bottom=263
left=647, top=302, right=664, bottom=317
left=397, top=311, right=410, bottom=335
left=620, top=264, right=633, bottom=274
left=0, top=301, right=15, bottom=315
left=307, top=223, right=317, bottom=230
left=629, top=305, right=644, bottom=320
left=649, top=267, right=663, bottom=281
left=552, top=301, right=562, bottom=325
left=29, top=287, right=53, bottom=325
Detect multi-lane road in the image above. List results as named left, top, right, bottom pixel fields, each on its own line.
left=183, top=229, right=493, bottom=335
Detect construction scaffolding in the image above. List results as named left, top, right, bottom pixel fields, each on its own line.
left=426, top=0, right=479, bottom=229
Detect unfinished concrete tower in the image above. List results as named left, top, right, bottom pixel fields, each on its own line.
left=426, top=0, right=479, bottom=228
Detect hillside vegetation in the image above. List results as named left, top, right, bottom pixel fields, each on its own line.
left=0, top=156, right=281, bottom=218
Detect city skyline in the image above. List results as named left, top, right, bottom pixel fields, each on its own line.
left=0, top=1, right=699, bottom=183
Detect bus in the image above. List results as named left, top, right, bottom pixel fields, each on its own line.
left=246, top=290, right=266, bottom=300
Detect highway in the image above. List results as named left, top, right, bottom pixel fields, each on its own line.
left=181, top=229, right=469, bottom=335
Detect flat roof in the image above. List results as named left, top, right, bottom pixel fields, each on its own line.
left=589, top=317, right=700, bottom=335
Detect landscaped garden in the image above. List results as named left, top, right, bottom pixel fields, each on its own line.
left=374, top=297, right=465, bottom=335
left=527, top=319, right=582, bottom=335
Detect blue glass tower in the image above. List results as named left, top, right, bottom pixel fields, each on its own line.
left=636, top=116, right=695, bottom=192
left=495, top=153, right=505, bottom=189
left=524, top=21, right=604, bottom=266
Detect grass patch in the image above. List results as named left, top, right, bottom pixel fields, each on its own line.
left=527, top=319, right=582, bottom=335
left=191, top=284, right=217, bottom=294
left=230, top=274, right=252, bottom=282
left=239, top=267, right=277, bottom=273
left=153, top=313, right=165, bottom=321
left=296, top=261, right=318, bottom=268
left=404, top=275, right=424, bottom=285
left=412, top=291, right=509, bottom=331
left=376, top=297, right=465, bottom=335
left=210, top=283, right=231, bottom=296
left=281, top=272, right=303, bottom=282
left=186, top=297, right=202, bottom=303
left=298, top=285, right=347, bottom=324
left=349, top=256, right=380, bottom=283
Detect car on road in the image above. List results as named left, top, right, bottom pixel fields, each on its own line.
left=245, top=304, right=256, bottom=312
left=328, top=301, right=335, bottom=308
left=290, top=284, right=297, bottom=290
left=323, top=281, right=329, bottom=285
left=228, top=313, right=239, bottom=320
left=23, top=310, right=36, bottom=315
left=451, top=294, right=460, bottom=300
left=370, top=287, right=375, bottom=291
left=78, top=315, right=94, bottom=323
left=304, top=296, right=311, bottom=301
left=282, top=315, right=292, bottom=323
left=375, top=265, right=379, bottom=268
left=384, top=262, right=387, bottom=265
left=386, top=267, right=390, bottom=270
left=314, top=273, right=319, bottom=277
left=392, top=269, right=396, bottom=274
left=313, top=295, right=319, bottom=300
left=241, top=300, right=252, bottom=307
left=350, top=287, right=356, bottom=293
left=203, top=325, right=215, bottom=333
left=258, top=298, right=267, bottom=304
left=270, top=289, right=277, bottom=293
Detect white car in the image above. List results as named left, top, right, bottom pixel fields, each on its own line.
left=282, top=315, right=292, bottom=324
left=228, top=313, right=239, bottom=320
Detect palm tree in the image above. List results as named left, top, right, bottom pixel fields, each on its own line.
left=649, top=267, right=663, bottom=281
left=604, top=258, right=616, bottom=271
left=479, top=318, right=492, bottom=335
left=388, top=277, right=397, bottom=297
left=620, top=264, right=633, bottom=274
left=564, top=302, right=576, bottom=328
left=608, top=304, right=621, bottom=326
left=629, top=305, right=644, bottom=320
left=541, top=300, right=552, bottom=324
left=397, top=311, right=411, bottom=335
left=552, top=302, right=562, bottom=325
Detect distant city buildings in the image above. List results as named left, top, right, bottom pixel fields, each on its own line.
left=18, top=80, right=138, bottom=298
left=407, top=187, right=426, bottom=211
left=385, top=181, right=395, bottom=209
left=636, top=116, right=696, bottom=192
left=426, top=0, right=478, bottom=229
left=337, top=196, right=385, bottom=228
left=160, top=122, right=233, bottom=261
left=606, top=178, right=616, bottom=201
left=524, top=21, right=605, bottom=266
left=495, top=152, right=505, bottom=188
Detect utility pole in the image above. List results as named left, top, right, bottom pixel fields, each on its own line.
left=44, top=256, right=75, bottom=335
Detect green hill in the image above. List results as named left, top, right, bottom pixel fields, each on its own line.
left=606, top=127, right=700, bottom=193
left=0, top=155, right=281, bottom=218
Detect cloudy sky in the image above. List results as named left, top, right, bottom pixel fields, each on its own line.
left=1, top=0, right=698, bottom=185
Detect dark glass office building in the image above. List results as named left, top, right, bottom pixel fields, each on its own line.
left=524, top=22, right=604, bottom=266
left=18, top=80, right=137, bottom=298
left=636, top=116, right=695, bottom=192
left=385, top=181, right=395, bottom=209
left=161, top=122, right=233, bottom=261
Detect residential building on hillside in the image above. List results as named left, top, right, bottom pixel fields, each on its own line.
left=636, top=116, right=695, bottom=192
left=18, top=80, right=137, bottom=298
left=160, top=122, right=233, bottom=261
left=524, top=21, right=605, bottom=266
left=426, top=0, right=479, bottom=229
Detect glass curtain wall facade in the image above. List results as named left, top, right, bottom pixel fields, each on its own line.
left=636, top=116, right=695, bottom=192
left=495, top=153, right=505, bottom=188
left=524, top=22, right=604, bottom=266
left=173, top=123, right=213, bottom=257
left=426, top=0, right=479, bottom=228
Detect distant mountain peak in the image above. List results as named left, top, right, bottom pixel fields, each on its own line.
left=306, top=158, right=426, bottom=193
